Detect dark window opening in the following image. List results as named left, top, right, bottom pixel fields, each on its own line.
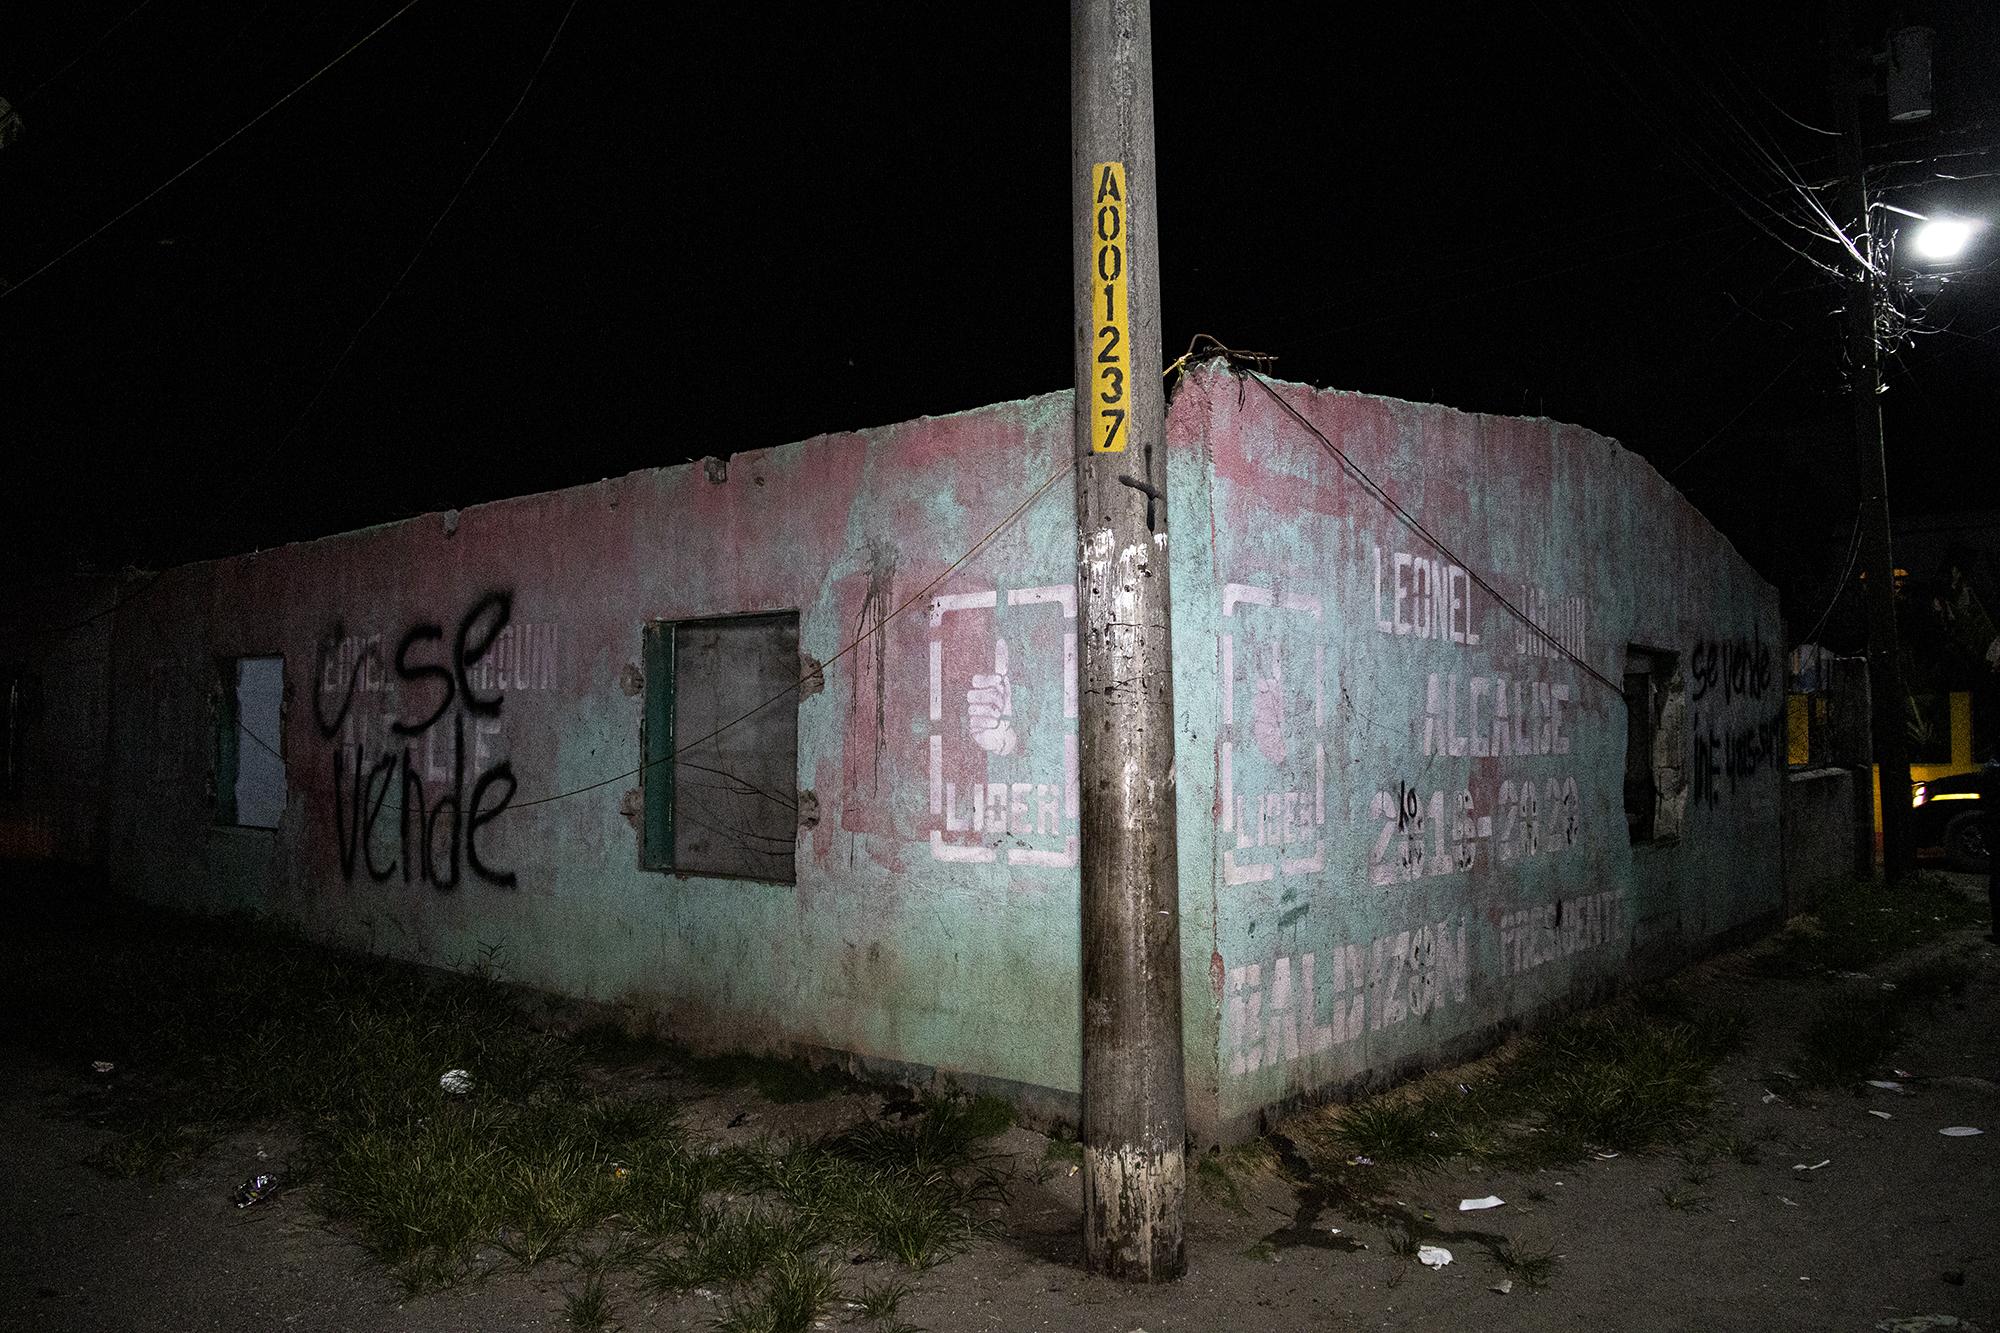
left=1624, top=647, right=1683, bottom=844
left=216, top=656, right=286, bottom=829
left=642, top=612, right=800, bottom=883
left=1624, top=667, right=1656, bottom=842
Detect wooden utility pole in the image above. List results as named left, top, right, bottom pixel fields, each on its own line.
left=1835, top=40, right=1916, bottom=883
left=1070, top=0, right=1187, bottom=1283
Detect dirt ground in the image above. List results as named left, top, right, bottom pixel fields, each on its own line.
left=4, top=878, right=1996, bottom=1333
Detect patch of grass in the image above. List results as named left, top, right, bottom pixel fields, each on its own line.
left=563, top=1273, right=615, bottom=1330
left=85, top=1114, right=220, bottom=1180
left=1193, top=1140, right=1274, bottom=1215
left=1759, top=875, right=1981, bottom=978
left=1656, top=1183, right=1711, bottom=1212
left=857, top=1275, right=913, bottom=1321
left=641, top=1206, right=796, bottom=1292
left=1510, top=1002, right=1744, bottom=1154
left=709, top=1248, right=843, bottom=1333
left=956, top=1093, right=1016, bottom=1140
left=4, top=895, right=1019, bottom=1305
left=1195, top=1153, right=1249, bottom=1215
left=1320, top=992, right=1743, bottom=1174
left=1492, top=1237, right=1559, bottom=1288
left=1796, top=955, right=1976, bottom=1086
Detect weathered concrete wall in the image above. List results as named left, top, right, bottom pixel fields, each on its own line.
left=93, top=392, right=1226, bottom=1137
left=0, top=575, right=122, bottom=864
left=77, top=366, right=1779, bottom=1145
left=1782, top=767, right=1860, bottom=912
left=1179, top=371, right=1783, bottom=1139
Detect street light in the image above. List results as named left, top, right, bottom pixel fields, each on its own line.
left=1874, top=202, right=1986, bottom=268
left=1911, top=218, right=1980, bottom=262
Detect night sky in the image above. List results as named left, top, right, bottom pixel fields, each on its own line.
left=5, top=1, right=1998, bottom=637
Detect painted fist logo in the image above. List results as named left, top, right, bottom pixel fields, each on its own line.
left=966, top=639, right=1018, bottom=755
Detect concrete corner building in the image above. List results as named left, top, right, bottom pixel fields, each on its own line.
left=3, top=365, right=1783, bottom=1144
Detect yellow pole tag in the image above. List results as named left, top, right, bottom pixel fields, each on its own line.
left=1088, top=161, right=1130, bottom=453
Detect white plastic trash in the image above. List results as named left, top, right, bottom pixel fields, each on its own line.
left=1938, top=1127, right=1982, bottom=1137
left=1417, top=1245, right=1453, bottom=1268
left=1459, top=1196, right=1504, bottom=1211
left=439, top=1069, right=473, bottom=1095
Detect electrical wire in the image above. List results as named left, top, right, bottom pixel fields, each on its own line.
left=273, top=0, right=581, bottom=452
left=1794, top=503, right=1866, bottom=649
left=504, top=456, right=1076, bottom=814
left=1529, top=0, right=1846, bottom=280
left=1285, top=220, right=1743, bottom=351
left=1214, top=354, right=1626, bottom=699
left=121, top=453, right=1076, bottom=819
left=1666, top=348, right=1807, bottom=478
left=20, top=0, right=160, bottom=105
left=0, top=0, right=426, bottom=304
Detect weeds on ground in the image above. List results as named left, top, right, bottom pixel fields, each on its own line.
left=1656, top=1182, right=1712, bottom=1212
left=1758, top=874, right=1982, bottom=978
left=1314, top=987, right=1744, bottom=1174
left=563, top=1273, right=616, bottom=1330
left=1, top=897, right=1013, bottom=1317
left=1491, top=1237, right=1559, bottom=1288
left=1795, top=954, right=1976, bottom=1085
left=857, top=1275, right=913, bottom=1321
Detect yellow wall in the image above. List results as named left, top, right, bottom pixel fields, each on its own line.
left=1870, top=690, right=1975, bottom=834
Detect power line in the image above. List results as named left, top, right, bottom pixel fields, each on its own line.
left=1, top=0, right=426, bottom=303
left=1282, top=221, right=1742, bottom=352
left=117, top=453, right=1075, bottom=820
left=1666, top=347, right=1808, bottom=478
left=21, top=0, right=161, bottom=105
left=1227, top=358, right=1625, bottom=699
left=504, top=456, right=1076, bottom=814
left=1530, top=0, right=1846, bottom=280
left=1794, top=502, right=1865, bottom=649
left=274, top=0, right=581, bottom=451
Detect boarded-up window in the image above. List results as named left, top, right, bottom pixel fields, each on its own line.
left=217, top=656, right=286, bottom=829
left=642, top=613, right=799, bottom=883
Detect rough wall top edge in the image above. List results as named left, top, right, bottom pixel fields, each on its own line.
left=1219, top=367, right=1769, bottom=589
left=135, top=387, right=1078, bottom=582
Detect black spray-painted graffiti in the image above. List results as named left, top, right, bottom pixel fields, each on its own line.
left=1686, top=629, right=1781, bottom=807
left=313, top=592, right=518, bottom=888
left=1689, top=711, right=1785, bottom=807
left=1688, top=634, right=1772, bottom=705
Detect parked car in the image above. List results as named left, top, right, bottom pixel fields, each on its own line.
left=1911, top=765, right=1994, bottom=872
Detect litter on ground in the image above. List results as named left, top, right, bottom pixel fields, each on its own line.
left=1938, top=1127, right=1983, bottom=1137
left=1459, top=1196, right=1504, bottom=1211
left=1417, top=1245, right=1452, bottom=1269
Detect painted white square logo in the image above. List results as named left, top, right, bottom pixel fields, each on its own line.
left=925, top=585, right=1080, bottom=868
left=1221, top=582, right=1326, bottom=885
